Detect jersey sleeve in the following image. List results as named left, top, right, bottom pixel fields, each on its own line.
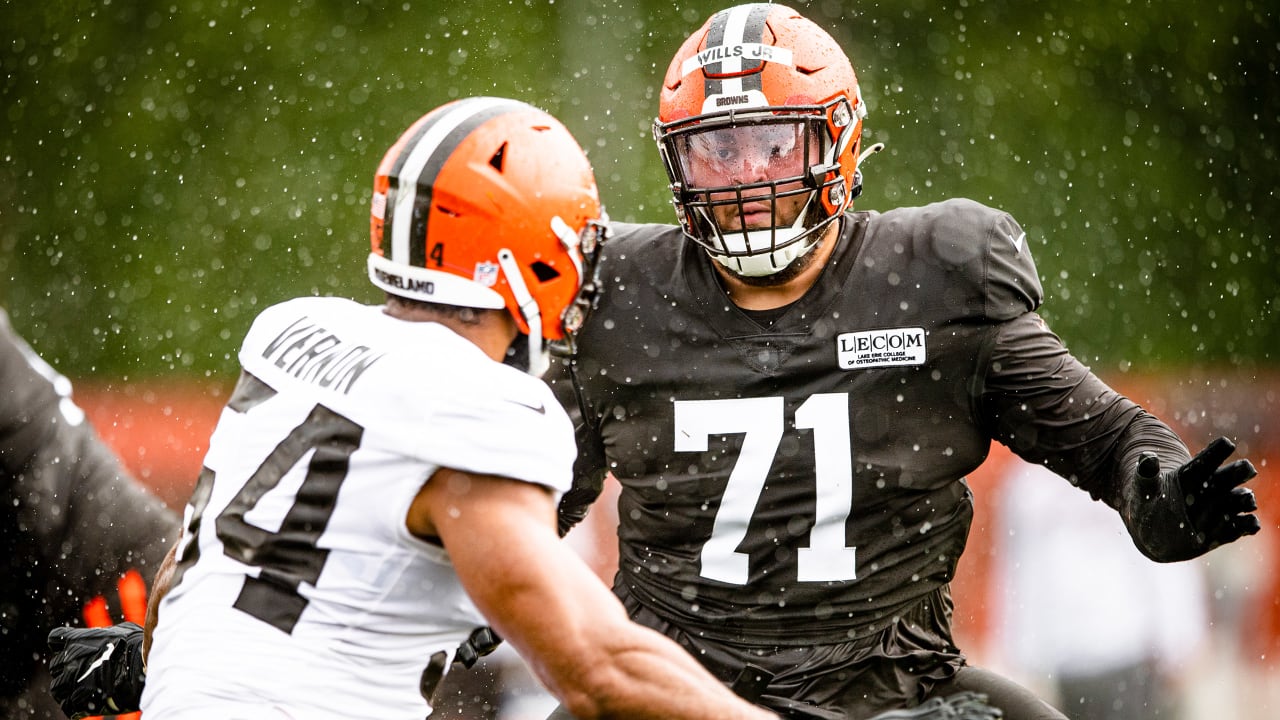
left=238, top=299, right=576, bottom=496
left=0, top=310, right=179, bottom=617
left=980, top=207, right=1043, bottom=320
left=900, top=198, right=1044, bottom=321
left=975, top=311, right=1191, bottom=508
left=417, top=364, right=576, bottom=496
left=544, top=356, right=608, bottom=536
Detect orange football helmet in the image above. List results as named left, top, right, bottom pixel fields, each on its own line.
left=369, top=97, right=607, bottom=370
left=655, top=3, right=866, bottom=277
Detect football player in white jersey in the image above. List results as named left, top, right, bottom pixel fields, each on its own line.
left=51, top=97, right=780, bottom=720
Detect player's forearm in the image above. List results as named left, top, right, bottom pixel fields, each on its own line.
left=488, top=565, right=776, bottom=719
left=539, top=628, right=777, bottom=720
left=514, top=555, right=774, bottom=718
left=981, top=314, right=1188, bottom=507
left=439, top=477, right=770, bottom=719
left=1109, top=411, right=1191, bottom=485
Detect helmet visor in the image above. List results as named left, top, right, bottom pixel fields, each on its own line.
left=677, top=120, right=817, bottom=190
left=661, top=114, right=835, bottom=253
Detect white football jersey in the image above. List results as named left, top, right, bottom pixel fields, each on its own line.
left=142, top=297, right=574, bottom=720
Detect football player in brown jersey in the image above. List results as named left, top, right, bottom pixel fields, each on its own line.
left=547, top=4, right=1261, bottom=719
left=0, top=308, right=180, bottom=720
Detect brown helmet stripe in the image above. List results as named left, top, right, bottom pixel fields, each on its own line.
left=383, top=97, right=527, bottom=268
left=702, top=3, right=771, bottom=97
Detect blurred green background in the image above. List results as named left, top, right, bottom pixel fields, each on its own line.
left=2, top=0, right=1276, bottom=380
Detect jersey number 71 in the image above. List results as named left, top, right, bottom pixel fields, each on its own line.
left=674, top=394, right=857, bottom=585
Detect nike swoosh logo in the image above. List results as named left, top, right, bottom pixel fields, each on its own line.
left=77, top=641, right=116, bottom=682
left=1006, top=231, right=1026, bottom=252
left=510, top=399, right=546, bottom=415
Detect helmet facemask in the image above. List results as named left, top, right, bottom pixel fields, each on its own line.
left=656, top=97, right=860, bottom=278
left=487, top=212, right=607, bottom=377
left=541, top=213, right=609, bottom=364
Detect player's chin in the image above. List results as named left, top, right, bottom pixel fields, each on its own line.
left=726, top=249, right=815, bottom=287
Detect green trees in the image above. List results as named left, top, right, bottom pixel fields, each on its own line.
left=2, top=1, right=1274, bottom=377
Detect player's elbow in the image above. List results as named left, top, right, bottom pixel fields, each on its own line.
left=560, top=691, right=606, bottom=720
left=553, top=664, right=627, bottom=720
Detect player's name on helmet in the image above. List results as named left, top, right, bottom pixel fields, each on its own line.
left=262, top=316, right=385, bottom=395
left=373, top=266, right=434, bottom=296
left=682, top=43, right=794, bottom=76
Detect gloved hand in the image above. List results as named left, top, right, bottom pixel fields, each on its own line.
left=556, top=482, right=603, bottom=537
left=454, top=625, right=503, bottom=669
left=1127, top=436, right=1260, bottom=562
left=866, top=691, right=1002, bottom=719
left=47, top=622, right=147, bottom=719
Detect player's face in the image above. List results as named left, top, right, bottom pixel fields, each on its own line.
left=679, top=121, right=818, bottom=231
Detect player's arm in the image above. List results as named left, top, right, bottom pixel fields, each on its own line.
left=544, top=357, right=608, bottom=536
left=963, top=204, right=1261, bottom=563
left=408, top=468, right=777, bottom=720
left=0, top=311, right=180, bottom=608
left=979, top=312, right=1260, bottom=562
left=46, top=534, right=178, bottom=718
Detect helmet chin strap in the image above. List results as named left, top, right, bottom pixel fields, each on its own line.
left=496, top=248, right=550, bottom=377
left=710, top=229, right=818, bottom=277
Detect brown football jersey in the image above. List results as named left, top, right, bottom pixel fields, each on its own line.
left=0, top=309, right=179, bottom=717
left=549, top=199, right=1185, bottom=646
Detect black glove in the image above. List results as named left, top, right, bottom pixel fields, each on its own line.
left=866, top=692, right=1003, bottom=719
left=453, top=625, right=503, bottom=669
left=47, top=622, right=147, bottom=719
left=1126, top=436, right=1260, bottom=562
left=556, top=482, right=602, bottom=537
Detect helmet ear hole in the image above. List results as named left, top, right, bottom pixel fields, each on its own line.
left=489, top=142, right=507, bottom=171
left=827, top=182, right=846, bottom=208
left=848, top=170, right=864, bottom=202
left=531, top=261, right=560, bottom=282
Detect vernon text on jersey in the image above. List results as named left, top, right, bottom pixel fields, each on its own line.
left=262, top=316, right=385, bottom=394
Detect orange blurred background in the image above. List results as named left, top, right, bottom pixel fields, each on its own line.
left=74, top=367, right=1280, bottom=717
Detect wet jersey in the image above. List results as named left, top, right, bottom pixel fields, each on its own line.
left=142, top=297, right=574, bottom=720
left=0, top=309, right=178, bottom=719
left=549, top=198, right=1186, bottom=647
